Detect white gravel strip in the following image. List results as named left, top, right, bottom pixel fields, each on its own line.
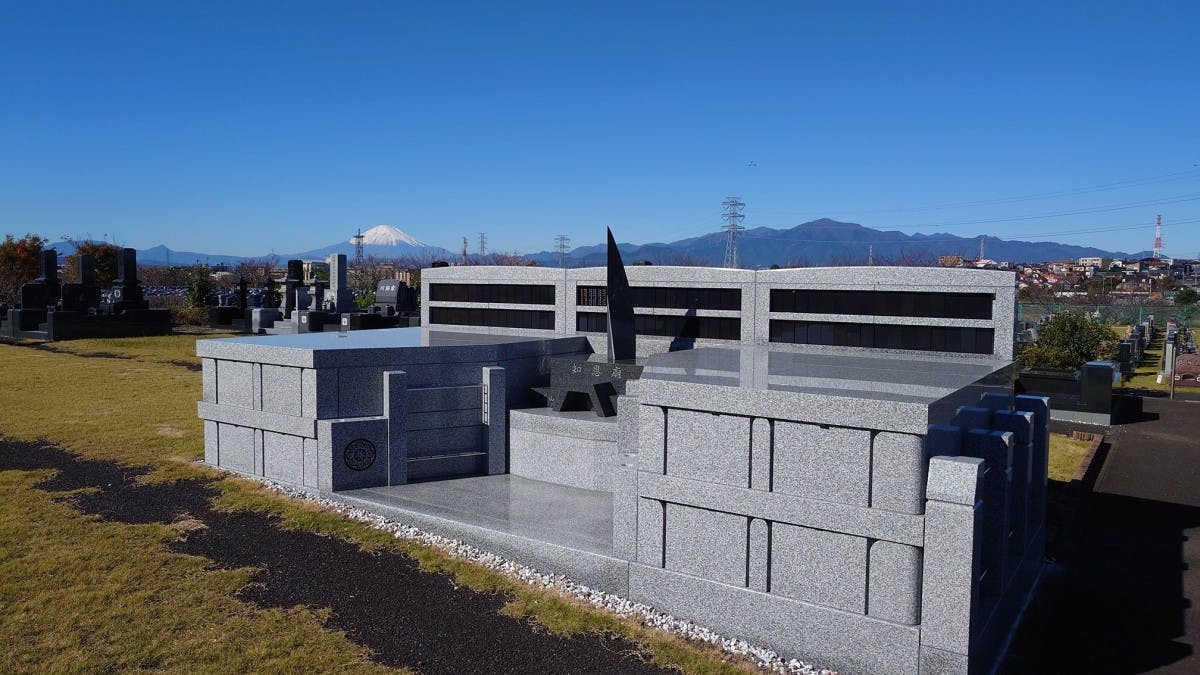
left=245, top=476, right=836, bottom=675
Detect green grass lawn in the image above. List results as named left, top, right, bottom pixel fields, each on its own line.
left=0, top=335, right=752, bottom=674
left=1048, top=433, right=1094, bottom=482
left=1111, top=324, right=1170, bottom=392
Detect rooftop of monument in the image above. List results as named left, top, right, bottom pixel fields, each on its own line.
left=196, top=327, right=589, bottom=368
left=636, top=346, right=1013, bottom=406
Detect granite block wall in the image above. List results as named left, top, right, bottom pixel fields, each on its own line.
left=622, top=387, right=1049, bottom=675
left=199, top=335, right=562, bottom=489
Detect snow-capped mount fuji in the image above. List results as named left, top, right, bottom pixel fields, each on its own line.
left=289, top=225, right=448, bottom=260
left=356, top=224, right=426, bottom=247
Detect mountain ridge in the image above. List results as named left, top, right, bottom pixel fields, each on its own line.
left=42, top=219, right=1154, bottom=267
left=526, top=218, right=1152, bottom=267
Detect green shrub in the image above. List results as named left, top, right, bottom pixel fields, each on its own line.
left=184, top=265, right=215, bottom=308
left=1018, top=311, right=1120, bottom=371
left=171, top=306, right=209, bottom=327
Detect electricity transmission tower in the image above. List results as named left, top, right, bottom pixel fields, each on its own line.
left=722, top=197, right=745, bottom=268
left=555, top=235, right=571, bottom=268
left=353, top=228, right=365, bottom=266
left=478, top=233, right=487, bottom=257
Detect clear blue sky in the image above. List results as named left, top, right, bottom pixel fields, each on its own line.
left=2, top=1, right=1197, bottom=258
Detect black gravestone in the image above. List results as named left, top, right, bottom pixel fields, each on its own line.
left=35, top=250, right=61, bottom=303
left=283, top=259, right=304, bottom=317
left=1080, top=361, right=1115, bottom=414
left=110, top=248, right=148, bottom=310
left=263, top=277, right=280, bottom=309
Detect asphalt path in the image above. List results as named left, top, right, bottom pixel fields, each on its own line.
left=1005, top=396, right=1200, bottom=674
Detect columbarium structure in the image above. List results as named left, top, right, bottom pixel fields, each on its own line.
left=199, top=259, right=1039, bottom=675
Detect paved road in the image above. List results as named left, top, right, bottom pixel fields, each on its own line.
left=1006, top=396, right=1200, bottom=674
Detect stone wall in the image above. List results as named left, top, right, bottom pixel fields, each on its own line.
left=615, top=383, right=1048, bottom=675
left=421, top=266, right=1016, bottom=360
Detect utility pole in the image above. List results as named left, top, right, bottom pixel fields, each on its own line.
left=478, top=232, right=487, bottom=258
left=461, top=237, right=469, bottom=265
left=722, top=197, right=745, bottom=269
left=555, top=235, right=571, bottom=268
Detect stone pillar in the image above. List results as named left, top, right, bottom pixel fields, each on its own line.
left=482, top=366, right=506, bottom=475
left=385, top=370, right=408, bottom=485
left=1014, top=395, right=1049, bottom=537
left=612, top=394, right=641, bottom=559
left=992, top=410, right=1034, bottom=554
left=919, top=455, right=985, bottom=675
left=964, top=429, right=1013, bottom=596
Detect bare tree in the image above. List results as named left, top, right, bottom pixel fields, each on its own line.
left=232, top=255, right=279, bottom=286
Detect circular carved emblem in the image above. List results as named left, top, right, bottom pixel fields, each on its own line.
left=343, top=438, right=377, bottom=471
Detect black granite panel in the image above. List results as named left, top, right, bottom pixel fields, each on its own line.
left=429, top=307, right=554, bottom=330
left=769, top=289, right=993, bottom=319
left=429, top=283, right=555, bottom=305
left=576, top=285, right=741, bottom=310
left=576, top=311, right=739, bottom=340
left=769, top=319, right=995, bottom=355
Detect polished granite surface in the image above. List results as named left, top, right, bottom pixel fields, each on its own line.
left=638, top=346, right=1014, bottom=404
left=211, top=327, right=549, bottom=350
left=342, top=474, right=613, bottom=554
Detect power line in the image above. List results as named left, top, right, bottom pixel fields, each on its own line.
left=756, top=166, right=1200, bottom=218
left=735, top=216, right=1200, bottom=247
left=722, top=197, right=745, bottom=268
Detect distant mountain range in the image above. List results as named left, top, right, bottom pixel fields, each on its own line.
left=527, top=219, right=1152, bottom=267
left=43, top=219, right=1152, bottom=268
left=44, top=225, right=450, bottom=267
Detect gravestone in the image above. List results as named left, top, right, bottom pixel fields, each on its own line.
left=283, top=259, right=304, bottom=317
left=109, top=248, right=148, bottom=311
left=1080, top=361, right=1116, bottom=414
left=1176, top=354, right=1200, bottom=385
left=327, top=253, right=355, bottom=313
left=263, top=277, right=280, bottom=309
left=35, top=250, right=61, bottom=304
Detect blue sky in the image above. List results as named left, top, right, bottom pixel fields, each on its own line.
left=2, top=1, right=1197, bottom=258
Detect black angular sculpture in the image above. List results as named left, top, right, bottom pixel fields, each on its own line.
left=532, top=227, right=643, bottom=417
left=606, top=227, right=636, bottom=363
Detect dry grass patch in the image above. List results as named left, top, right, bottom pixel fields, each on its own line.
left=1048, top=433, right=1094, bottom=482
left=0, top=469, right=393, bottom=674
left=1, top=337, right=759, bottom=674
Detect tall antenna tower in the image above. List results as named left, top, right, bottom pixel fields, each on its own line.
left=867, top=244, right=874, bottom=266
left=1154, top=214, right=1163, bottom=259
left=478, top=233, right=487, bottom=258
left=721, top=197, right=745, bottom=268
left=353, top=228, right=365, bottom=266
left=555, top=235, right=571, bottom=268
left=462, top=237, right=469, bottom=265
left=978, top=236, right=985, bottom=261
